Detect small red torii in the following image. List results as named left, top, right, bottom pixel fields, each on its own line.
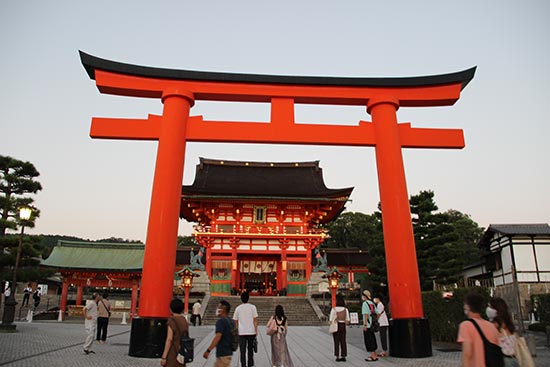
left=80, top=51, right=475, bottom=358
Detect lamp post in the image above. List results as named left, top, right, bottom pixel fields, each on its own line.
left=323, top=267, right=343, bottom=308
left=1, top=206, right=32, bottom=332
left=177, top=267, right=199, bottom=316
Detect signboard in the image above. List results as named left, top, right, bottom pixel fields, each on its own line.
left=318, top=281, right=329, bottom=293
left=350, top=312, right=359, bottom=325
left=38, top=284, right=48, bottom=296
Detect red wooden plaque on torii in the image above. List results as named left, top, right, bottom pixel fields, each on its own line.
left=80, top=51, right=475, bottom=358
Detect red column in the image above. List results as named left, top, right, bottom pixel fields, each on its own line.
left=60, top=281, right=69, bottom=320
left=331, top=288, right=337, bottom=308
left=231, top=247, right=238, bottom=290
left=183, top=287, right=190, bottom=315
left=305, top=247, right=312, bottom=281
left=130, top=280, right=138, bottom=320
left=368, top=96, right=423, bottom=320
left=76, top=285, right=83, bottom=306
left=205, top=247, right=212, bottom=278
left=276, top=258, right=282, bottom=291
left=139, top=89, right=194, bottom=318
left=348, top=271, right=354, bottom=284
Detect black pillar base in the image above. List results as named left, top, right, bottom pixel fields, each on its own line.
left=128, top=317, right=168, bottom=358
left=389, top=318, right=432, bottom=358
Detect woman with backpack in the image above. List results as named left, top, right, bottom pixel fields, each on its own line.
left=329, top=295, right=350, bottom=362
left=268, top=305, right=294, bottom=367
left=161, top=299, right=189, bottom=367
left=362, top=290, right=378, bottom=362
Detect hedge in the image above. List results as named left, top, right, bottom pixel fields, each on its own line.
left=422, top=287, right=490, bottom=342
left=531, top=293, right=550, bottom=326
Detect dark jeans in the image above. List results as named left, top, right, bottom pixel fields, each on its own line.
left=22, top=294, right=30, bottom=307
left=192, top=314, right=202, bottom=326
left=239, top=335, right=255, bottom=367
left=96, top=317, right=109, bottom=341
left=332, top=322, right=347, bottom=357
left=379, top=326, right=388, bottom=351
left=363, top=328, right=377, bottom=352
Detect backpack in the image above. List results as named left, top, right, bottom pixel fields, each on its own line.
left=176, top=332, right=195, bottom=364
left=467, top=319, right=504, bottom=367
left=172, top=317, right=194, bottom=364
left=366, top=301, right=380, bottom=332
left=225, top=317, right=239, bottom=352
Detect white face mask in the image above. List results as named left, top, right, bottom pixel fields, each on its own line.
left=486, top=306, right=498, bottom=321
left=216, top=308, right=222, bottom=316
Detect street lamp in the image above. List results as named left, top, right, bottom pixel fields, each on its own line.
left=176, top=266, right=199, bottom=316
left=323, top=267, right=343, bottom=308
left=1, top=206, right=32, bottom=332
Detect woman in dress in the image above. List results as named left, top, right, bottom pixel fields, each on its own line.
left=487, top=298, right=519, bottom=367
left=329, top=295, right=350, bottom=362
left=269, top=305, right=294, bottom=367
left=160, top=299, right=189, bottom=367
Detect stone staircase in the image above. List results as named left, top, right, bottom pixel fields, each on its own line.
left=202, top=296, right=324, bottom=326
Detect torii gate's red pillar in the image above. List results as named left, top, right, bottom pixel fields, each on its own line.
left=138, top=89, right=193, bottom=318
left=369, top=96, right=423, bottom=319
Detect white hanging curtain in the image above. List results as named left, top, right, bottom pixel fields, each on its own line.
left=240, top=260, right=277, bottom=273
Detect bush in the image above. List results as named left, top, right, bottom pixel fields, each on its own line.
left=531, top=294, right=550, bottom=326
left=422, top=287, right=490, bottom=342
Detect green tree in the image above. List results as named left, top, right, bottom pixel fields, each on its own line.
left=0, top=155, right=42, bottom=236
left=178, top=235, right=198, bottom=247
left=410, top=190, right=483, bottom=290
left=0, top=234, right=54, bottom=284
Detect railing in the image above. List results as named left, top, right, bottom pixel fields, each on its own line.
left=433, top=277, right=494, bottom=291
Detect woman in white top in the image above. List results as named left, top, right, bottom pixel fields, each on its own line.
left=329, top=295, right=350, bottom=362
left=374, top=297, right=389, bottom=357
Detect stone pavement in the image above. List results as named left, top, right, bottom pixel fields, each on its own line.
left=0, top=321, right=548, bottom=367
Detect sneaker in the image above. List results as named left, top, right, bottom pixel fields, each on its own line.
left=340, top=357, right=346, bottom=362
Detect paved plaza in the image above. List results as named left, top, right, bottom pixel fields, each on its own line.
left=0, top=321, right=548, bottom=367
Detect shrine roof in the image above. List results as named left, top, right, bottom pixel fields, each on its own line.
left=41, top=241, right=144, bottom=272
left=181, top=158, right=354, bottom=199
left=80, top=51, right=476, bottom=90
left=486, top=223, right=550, bottom=236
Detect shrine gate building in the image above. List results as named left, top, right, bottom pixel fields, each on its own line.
left=180, top=158, right=353, bottom=296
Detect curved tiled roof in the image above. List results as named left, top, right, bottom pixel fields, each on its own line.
left=181, top=158, right=353, bottom=199
left=41, top=241, right=144, bottom=271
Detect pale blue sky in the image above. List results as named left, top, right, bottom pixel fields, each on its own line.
left=1, top=0, right=548, bottom=241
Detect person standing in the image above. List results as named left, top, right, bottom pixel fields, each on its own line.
left=203, top=300, right=233, bottom=367
left=374, top=297, right=389, bottom=357
left=457, top=292, right=501, bottom=367
left=22, top=283, right=32, bottom=307
left=96, top=292, right=111, bottom=344
left=269, top=305, right=294, bottom=367
left=488, top=298, right=523, bottom=367
left=329, top=295, right=350, bottom=362
left=233, top=292, right=258, bottom=367
left=83, top=293, right=100, bottom=355
left=362, top=290, right=378, bottom=362
left=192, top=300, right=202, bottom=326
left=33, top=287, right=42, bottom=309
left=160, top=299, right=189, bottom=367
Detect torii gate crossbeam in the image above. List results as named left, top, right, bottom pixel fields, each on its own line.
left=80, top=51, right=475, bottom=359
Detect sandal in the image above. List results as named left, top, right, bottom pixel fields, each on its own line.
left=365, top=357, right=379, bottom=362
left=378, top=352, right=387, bottom=357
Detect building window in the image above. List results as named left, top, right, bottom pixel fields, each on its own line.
left=253, top=206, right=266, bottom=224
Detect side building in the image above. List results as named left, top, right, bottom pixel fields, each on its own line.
left=180, top=158, right=354, bottom=296
left=463, top=223, right=550, bottom=320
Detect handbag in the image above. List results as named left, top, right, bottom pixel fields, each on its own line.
left=467, top=319, right=504, bottom=367
left=329, top=319, right=338, bottom=334
left=514, top=334, right=535, bottom=367
left=266, top=317, right=277, bottom=336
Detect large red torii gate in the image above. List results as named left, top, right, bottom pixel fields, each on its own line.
left=80, top=51, right=475, bottom=358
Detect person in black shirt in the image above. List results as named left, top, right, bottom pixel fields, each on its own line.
left=203, top=300, right=233, bottom=367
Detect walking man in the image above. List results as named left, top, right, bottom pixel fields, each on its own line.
left=192, top=299, right=202, bottom=326
left=233, top=292, right=258, bottom=367
left=373, top=297, right=389, bottom=357
left=83, top=293, right=100, bottom=354
left=458, top=292, right=500, bottom=367
left=203, top=300, right=233, bottom=367
left=32, top=287, right=42, bottom=309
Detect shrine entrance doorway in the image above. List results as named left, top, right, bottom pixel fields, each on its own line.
left=238, top=255, right=278, bottom=296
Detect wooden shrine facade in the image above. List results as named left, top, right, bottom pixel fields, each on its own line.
left=180, top=158, right=353, bottom=296
left=41, top=241, right=143, bottom=320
